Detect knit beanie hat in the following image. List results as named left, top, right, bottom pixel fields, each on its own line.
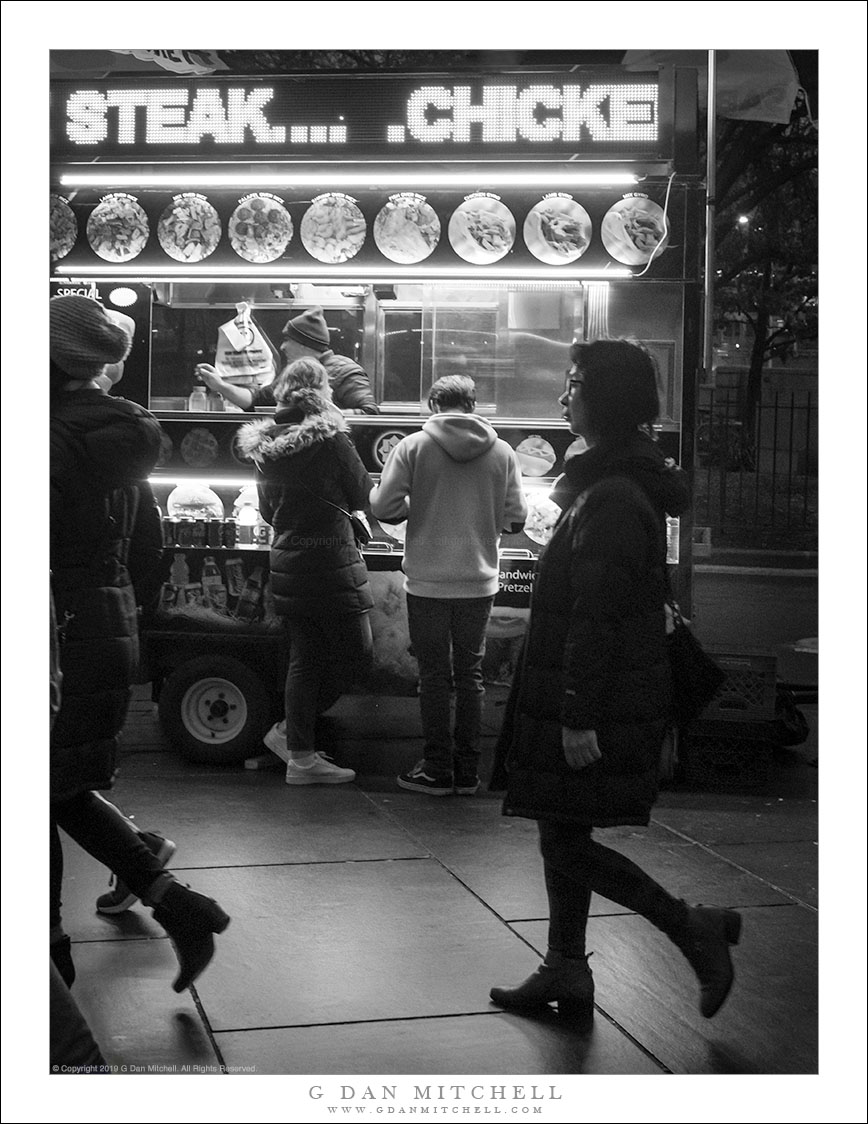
left=50, top=295, right=134, bottom=380
left=282, top=306, right=330, bottom=353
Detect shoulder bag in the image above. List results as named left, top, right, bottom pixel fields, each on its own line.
left=666, top=599, right=727, bottom=728
left=297, top=479, right=372, bottom=550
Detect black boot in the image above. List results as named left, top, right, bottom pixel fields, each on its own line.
left=50, top=935, right=75, bottom=988
left=151, top=882, right=230, bottom=993
left=490, top=951, right=594, bottom=1023
left=673, top=905, right=742, bottom=1018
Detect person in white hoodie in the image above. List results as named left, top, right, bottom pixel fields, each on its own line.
left=370, top=376, right=527, bottom=796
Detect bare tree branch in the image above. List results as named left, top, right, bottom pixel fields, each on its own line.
left=721, top=158, right=818, bottom=217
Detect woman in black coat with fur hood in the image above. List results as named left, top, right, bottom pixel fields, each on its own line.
left=237, top=358, right=373, bottom=785
left=489, top=340, right=742, bottom=1024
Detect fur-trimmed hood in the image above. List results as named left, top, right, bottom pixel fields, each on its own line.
left=236, top=390, right=347, bottom=463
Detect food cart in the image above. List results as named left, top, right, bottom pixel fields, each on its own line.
left=50, top=66, right=702, bottom=762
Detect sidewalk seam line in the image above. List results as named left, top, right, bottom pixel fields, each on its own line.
left=166, top=856, right=433, bottom=872
left=649, top=821, right=818, bottom=912
left=188, top=981, right=229, bottom=1072
left=209, top=1010, right=523, bottom=1033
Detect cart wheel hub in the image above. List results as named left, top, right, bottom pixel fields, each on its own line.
left=180, top=676, right=249, bottom=744
left=206, top=696, right=231, bottom=719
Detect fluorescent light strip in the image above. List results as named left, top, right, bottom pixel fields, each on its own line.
left=53, top=266, right=631, bottom=282
left=150, top=477, right=253, bottom=487
left=60, top=171, right=639, bottom=189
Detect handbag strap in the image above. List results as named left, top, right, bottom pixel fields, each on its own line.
left=660, top=560, right=686, bottom=636
left=295, top=476, right=355, bottom=522
left=662, top=559, right=681, bottom=612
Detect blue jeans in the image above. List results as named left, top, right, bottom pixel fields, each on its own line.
left=283, top=612, right=373, bottom=757
left=406, top=594, right=494, bottom=777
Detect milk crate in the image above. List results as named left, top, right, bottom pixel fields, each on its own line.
left=682, top=720, right=775, bottom=791
left=700, top=651, right=777, bottom=723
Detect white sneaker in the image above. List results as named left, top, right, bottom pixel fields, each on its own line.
left=263, top=722, right=290, bottom=764
left=285, top=753, right=356, bottom=785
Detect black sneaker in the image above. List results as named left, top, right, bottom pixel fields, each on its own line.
left=397, top=761, right=453, bottom=796
left=454, top=772, right=481, bottom=796
left=95, top=831, right=177, bottom=915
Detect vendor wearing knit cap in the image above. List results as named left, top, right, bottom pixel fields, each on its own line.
left=197, top=306, right=379, bottom=415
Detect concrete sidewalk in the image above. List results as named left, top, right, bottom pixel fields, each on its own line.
left=57, top=685, right=818, bottom=1077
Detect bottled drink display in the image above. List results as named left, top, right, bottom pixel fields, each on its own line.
left=187, top=384, right=208, bottom=412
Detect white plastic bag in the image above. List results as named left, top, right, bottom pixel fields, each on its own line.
left=215, top=302, right=277, bottom=388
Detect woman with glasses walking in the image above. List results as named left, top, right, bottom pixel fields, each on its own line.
left=490, top=339, right=741, bottom=1024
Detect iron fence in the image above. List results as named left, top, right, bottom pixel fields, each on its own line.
left=692, top=387, right=818, bottom=550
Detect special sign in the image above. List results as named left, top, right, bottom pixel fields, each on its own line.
left=50, top=73, right=673, bottom=161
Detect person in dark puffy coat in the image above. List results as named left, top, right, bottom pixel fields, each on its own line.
left=50, top=295, right=229, bottom=995
left=489, top=339, right=742, bottom=1023
left=237, top=357, right=374, bottom=784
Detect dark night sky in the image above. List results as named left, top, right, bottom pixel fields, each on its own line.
left=789, top=50, right=818, bottom=112
left=470, top=50, right=818, bottom=113
left=49, top=49, right=819, bottom=113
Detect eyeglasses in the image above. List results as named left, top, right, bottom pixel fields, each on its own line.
left=564, top=370, right=584, bottom=392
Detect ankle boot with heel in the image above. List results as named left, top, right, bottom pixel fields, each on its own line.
left=151, top=881, right=231, bottom=993
left=490, top=950, right=594, bottom=1023
left=673, top=904, right=742, bottom=1018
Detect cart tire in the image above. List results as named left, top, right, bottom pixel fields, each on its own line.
left=159, top=656, right=272, bottom=764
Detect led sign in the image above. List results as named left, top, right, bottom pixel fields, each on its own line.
left=65, top=83, right=657, bottom=147
left=51, top=73, right=675, bottom=162
left=67, top=88, right=288, bottom=145
left=403, top=84, right=657, bottom=144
